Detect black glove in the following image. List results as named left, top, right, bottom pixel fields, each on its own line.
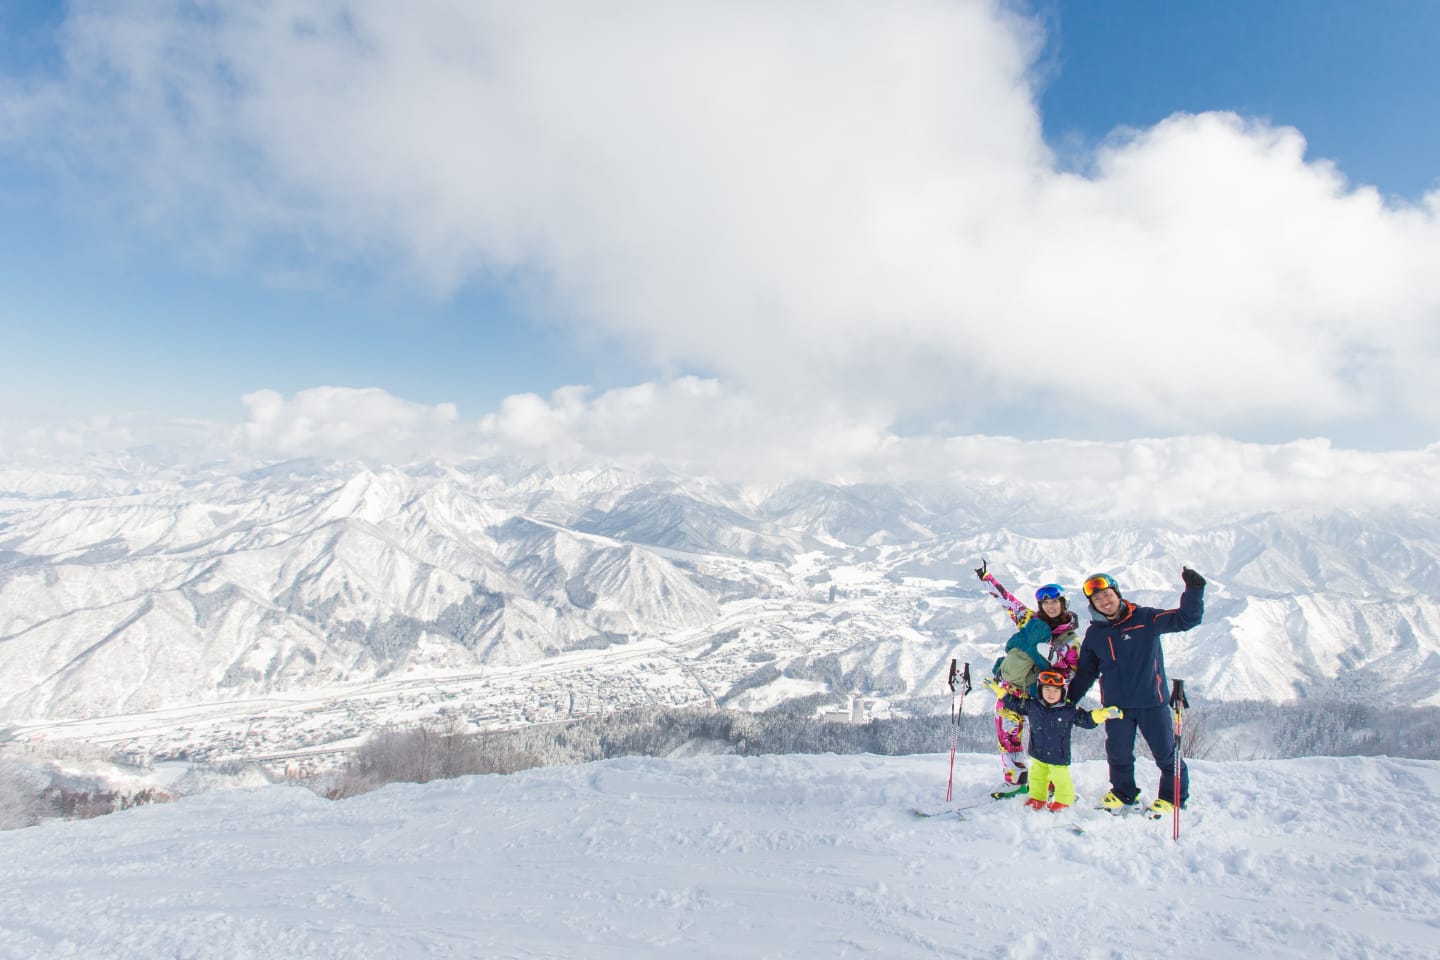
left=974, top=559, right=988, bottom=580
left=1181, top=567, right=1206, bottom=588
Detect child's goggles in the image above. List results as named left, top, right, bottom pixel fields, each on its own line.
left=1083, top=574, right=1119, bottom=597
left=1035, top=583, right=1065, bottom=602
left=1037, top=671, right=1066, bottom=688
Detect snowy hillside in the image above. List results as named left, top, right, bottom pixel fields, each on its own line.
left=0, top=751, right=1436, bottom=959
left=2, top=456, right=1439, bottom=764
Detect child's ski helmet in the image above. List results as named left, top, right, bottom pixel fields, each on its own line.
left=1037, top=670, right=1066, bottom=698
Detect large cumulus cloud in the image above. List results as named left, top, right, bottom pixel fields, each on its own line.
left=6, top=0, right=1440, bottom=444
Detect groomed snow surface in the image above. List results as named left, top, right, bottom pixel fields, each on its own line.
left=1, top=752, right=1437, bottom=959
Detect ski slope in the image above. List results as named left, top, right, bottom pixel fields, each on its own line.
left=1, top=751, right=1437, bottom=959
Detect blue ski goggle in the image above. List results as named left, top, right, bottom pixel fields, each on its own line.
left=1035, top=584, right=1065, bottom=602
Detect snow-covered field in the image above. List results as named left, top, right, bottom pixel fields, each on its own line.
left=2, top=751, right=1436, bottom=959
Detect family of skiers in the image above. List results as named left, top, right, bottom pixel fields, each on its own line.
left=974, top=561, right=1206, bottom=817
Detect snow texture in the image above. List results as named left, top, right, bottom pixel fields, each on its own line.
left=1, top=751, right=1437, bottom=959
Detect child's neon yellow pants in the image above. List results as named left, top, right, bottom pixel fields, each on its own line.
left=1027, top=759, right=1075, bottom=805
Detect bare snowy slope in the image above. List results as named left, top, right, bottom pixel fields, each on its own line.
left=0, top=752, right=1436, bottom=959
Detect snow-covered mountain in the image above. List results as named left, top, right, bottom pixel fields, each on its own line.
left=1, top=456, right=1438, bottom=758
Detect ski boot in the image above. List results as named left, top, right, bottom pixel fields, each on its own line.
left=1097, top=791, right=1140, bottom=813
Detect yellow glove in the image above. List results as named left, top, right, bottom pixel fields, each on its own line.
left=982, top=677, right=1004, bottom=696
left=1091, top=706, right=1123, bottom=722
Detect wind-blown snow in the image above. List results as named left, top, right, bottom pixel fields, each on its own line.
left=1, top=752, right=1436, bottom=959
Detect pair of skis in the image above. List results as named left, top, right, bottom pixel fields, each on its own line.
left=911, top=783, right=1028, bottom=820
left=912, top=784, right=1021, bottom=818
left=913, top=787, right=1084, bottom=836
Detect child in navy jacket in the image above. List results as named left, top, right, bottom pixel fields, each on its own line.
left=984, top=670, right=1121, bottom=810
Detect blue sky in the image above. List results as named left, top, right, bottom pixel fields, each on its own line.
left=1034, top=1, right=1440, bottom=200
left=1, top=1, right=1437, bottom=462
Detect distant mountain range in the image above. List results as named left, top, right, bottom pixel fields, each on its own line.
left=2, top=456, right=1438, bottom=729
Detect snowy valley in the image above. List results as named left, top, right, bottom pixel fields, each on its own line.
left=2, top=457, right=1438, bottom=771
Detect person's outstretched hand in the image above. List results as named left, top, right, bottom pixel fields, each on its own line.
left=1182, top=567, right=1206, bottom=588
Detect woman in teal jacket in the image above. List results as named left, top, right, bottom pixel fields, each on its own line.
left=977, top=562, right=1082, bottom=788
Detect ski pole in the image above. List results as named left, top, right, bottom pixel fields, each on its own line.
left=944, top=660, right=971, bottom=801
left=945, top=660, right=957, bottom=801
left=1170, top=678, right=1189, bottom=842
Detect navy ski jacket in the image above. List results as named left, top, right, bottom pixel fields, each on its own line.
left=1067, top=583, right=1204, bottom=709
left=1000, top=693, right=1098, bottom=766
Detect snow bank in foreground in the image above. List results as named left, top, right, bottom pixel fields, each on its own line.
left=0, top=752, right=1437, bottom=959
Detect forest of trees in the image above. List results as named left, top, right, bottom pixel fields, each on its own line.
left=312, top=696, right=1440, bottom=799
left=0, top=741, right=173, bottom=830
left=6, top=697, right=1439, bottom=822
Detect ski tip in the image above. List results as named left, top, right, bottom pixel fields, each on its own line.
left=990, top=787, right=1027, bottom=800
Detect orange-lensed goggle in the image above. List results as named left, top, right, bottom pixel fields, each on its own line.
left=1083, top=574, right=1119, bottom=597
left=1037, top=671, right=1066, bottom=688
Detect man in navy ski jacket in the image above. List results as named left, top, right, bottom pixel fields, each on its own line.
left=1067, top=568, right=1205, bottom=813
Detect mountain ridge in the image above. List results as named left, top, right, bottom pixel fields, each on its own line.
left=2, top=457, right=1437, bottom=750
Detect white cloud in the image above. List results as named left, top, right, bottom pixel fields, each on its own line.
left=915, top=432, right=1440, bottom=521
left=478, top=378, right=896, bottom=481
left=236, top=383, right=1440, bottom=521
left=6, top=383, right=1439, bottom=521
left=0, top=414, right=231, bottom=465
left=9, top=1, right=1440, bottom=442
left=240, top=387, right=462, bottom=460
